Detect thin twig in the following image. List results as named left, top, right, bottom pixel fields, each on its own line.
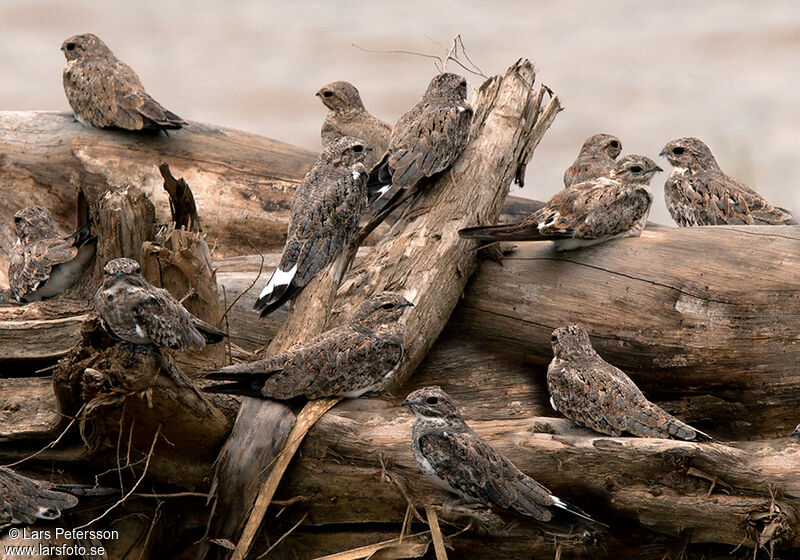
left=256, top=511, right=309, bottom=559
left=2, top=405, right=84, bottom=468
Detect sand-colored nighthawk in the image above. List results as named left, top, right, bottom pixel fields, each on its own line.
left=317, top=81, right=391, bottom=170
left=660, top=137, right=795, bottom=226
left=564, top=133, right=622, bottom=187
left=254, top=136, right=370, bottom=316
left=206, top=293, right=411, bottom=399
left=8, top=206, right=97, bottom=302
left=368, top=73, right=472, bottom=207
left=94, top=258, right=224, bottom=350
left=459, top=155, right=661, bottom=250
left=0, top=467, right=114, bottom=529
left=61, top=33, right=185, bottom=131
left=403, top=386, right=603, bottom=524
left=547, top=325, right=712, bottom=441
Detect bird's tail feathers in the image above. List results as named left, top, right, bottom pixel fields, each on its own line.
left=458, top=222, right=570, bottom=243
left=551, top=496, right=607, bottom=527
left=254, top=264, right=299, bottom=316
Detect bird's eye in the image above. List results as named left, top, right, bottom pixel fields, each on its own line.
left=630, top=165, right=643, bottom=173
left=672, top=147, right=685, bottom=155
left=353, top=145, right=364, bottom=153
left=425, top=396, right=439, bottom=405
left=13, top=216, right=22, bottom=223
left=551, top=334, right=558, bottom=342
left=460, top=80, right=466, bottom=87
left=381, top=303, right=394, bottom=309
left=609, top=140, right=619, bottom=149
left=65, top=43, right=76, bottom=51
left=322, top=91, right=333, bottom=98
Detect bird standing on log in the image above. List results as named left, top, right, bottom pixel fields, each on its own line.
left=61, top=32, right=185, bottom=131
left=8, top=206, right=97, bottom=302
left=254, top=136, right=371, bottom=316
left=563, top=133, right=622, bottom=188
left=317, top=81, right=391, bottom=170
left=547, top=325, right=712, bottom=441
left=459, top=154, right=661, bottom=250
left=205, top=293, right=411, bottom=399
left=661, top=137, right=795, bottom=226
left=94, top=258, right=224, bottom=350
left=403, top=386, right=604, bottom=525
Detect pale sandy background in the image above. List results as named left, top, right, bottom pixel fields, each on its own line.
left=1, top=0, right=799, bottom=224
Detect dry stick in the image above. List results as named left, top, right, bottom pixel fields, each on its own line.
left=231, top=397, right=341, bottom=560
left=2, top=405, right=84, bottom=468
left=425, top=506, right=448, bottom=560
left=310, top=532, right=433, bottom=560
left=256, top=510, right=309, bottom=559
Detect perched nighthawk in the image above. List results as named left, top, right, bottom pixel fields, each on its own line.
left=547, top=325, right=712, bottom=441
left=254, top=136, right=370, bottom=316
left=0, top=467, right=115, bottom=529
left=205, top=293, right=411, bottom=399
left=368, top=73, right=472, bottom=209
left=94, top=258, right=225, bottom=350
left=61, top=33, right=185, bottom=131
left=403, top=386, right=603, bottom=525
left=791, top=424, right=800, bottom=438
left=8, top=206, right=97, bottom=302
left=660, top=137, right=795, bottom=226
left=317, top=81, right=390, bottom=170
left=564, top=133, right=622, bottom=187
left=459, top=155, right=661, bottom=250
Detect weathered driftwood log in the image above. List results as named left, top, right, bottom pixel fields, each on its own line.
left=206, top=60, right=562, bottom=560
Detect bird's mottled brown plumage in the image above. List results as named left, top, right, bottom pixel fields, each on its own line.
left=205, top=293, right=411, bottom=399
left=368, top=73, right=473, bottom=205
left=403, top=386, right=602, bottom=525
left=9, top=206, right=97, bottom=302
left=564, top=133, right=622, bottom=187
left=317, top=81, right=390, bottom=170
left=254, top=136, right=370, bottom=316
left=660, top=137, right=795, bottom=226
left=61, top=33, right=185, bottom=131
left=459, top=155, right=661, bottom=250
left=547, top=325, right=712, bottom=441
left=94, top=258, right=225, bottom=350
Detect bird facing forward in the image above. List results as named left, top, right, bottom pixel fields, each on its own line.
left=660, top=137, right=795, bottom=226
left=61, top=33, right=185, bottom=131
left=93, top=258, right=225, bottom=350
left=459, top=154, right=661, bottom=250
left=205, top=293, right=411, bottom=400
left=403, top=386, right=603, bottom=525
left=547, top=325, right=712, bottom=441
left=254, top=136, right=371, bottom=316
left=9, top=206, right=97, bottom=302
left=563, top=133, right=622, bottom=188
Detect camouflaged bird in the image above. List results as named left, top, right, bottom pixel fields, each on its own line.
left=564, top=133, right=622, bottom=187
left=317, top=81, right=391, bottom=170
left=792, top=424, right=800, bottom=438
left=205, top=293, right=411, bottom=399
left=547, top=325, right=712, bottom=442
left=61, top=33, right=185, bottom=131
left=254, top=136, right=370, bottom=316
left=661, top=137, right=795, bottom=226
left=403, top=386, right=603, bottom=525
left=94, top=258, right=225, bottom=350
left=459, top=155, right=661, bottom=250
left=8, top=206, right=97, bottom=302
left=0, top=467, right=115, bottom=529
left=368, top=73, right=472, bottom=207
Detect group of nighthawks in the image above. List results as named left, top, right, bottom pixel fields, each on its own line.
left=2, top=32, right=797, bottom=530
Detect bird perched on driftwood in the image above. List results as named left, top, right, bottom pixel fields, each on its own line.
left=61, top=33, right=185, bottom=131
left=368, top=73, right=473, bottom=213
left=459, top=154, right=661, bottom=250
left=563, top=133, right=622, bottom=187
left=94, top=258, right=224, bottom=350
left=205, top=293, right=411, bottom=399
left=0, top=467, right=115, bottom=529
left=317, top=81, right=390, bottom=170
left=660, top=137, right=795, bottom=226
left=8, top=206, right=97, bottom=302
left=254, top=136, right=371, bottom=316
left=547, top=325, right=712, bottom=442
left=402, top=386, right=603, bottom=525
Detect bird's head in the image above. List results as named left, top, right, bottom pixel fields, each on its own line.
left=550, top=324, right=596, bottom=360
left=580, top=133, right=622, bottom=160
left=61, top=33, right=112, bottom=61
left=659, top=137, right=719, bottom=172
left=401, top=386, right=460, bottom=420
left=609, top=154, right=662, bottom=184
left=352, top=292, right=413, bottom=327
left=316, top=81, right=365, bottom=113
left=426, top=72, right=468, bottom=103
left=13, top=206, right=60, bottom=243
left=322, top=135, right=372, bottom=169
left=102, top=257, right=142, bottom=278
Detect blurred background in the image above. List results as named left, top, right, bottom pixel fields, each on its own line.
left=1, top=0, right=798, bottom=224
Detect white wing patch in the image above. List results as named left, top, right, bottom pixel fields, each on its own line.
left=258, top=264, right=298, bottom=300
